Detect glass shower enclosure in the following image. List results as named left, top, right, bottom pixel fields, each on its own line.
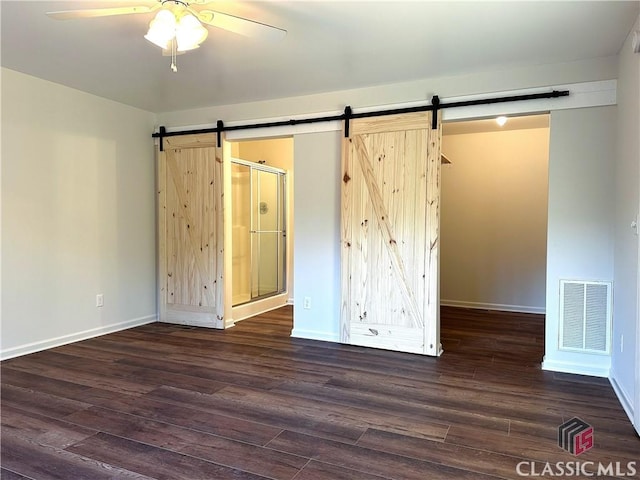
left=231, top=159, right=286, bottom=306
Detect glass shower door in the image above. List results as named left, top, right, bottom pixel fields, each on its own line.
left=251, top=168, right=286, bottom=298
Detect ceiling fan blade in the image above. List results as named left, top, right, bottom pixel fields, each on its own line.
left=197, top=10, right=286, bottom=42
left=46, top=4, right=159, bottom=20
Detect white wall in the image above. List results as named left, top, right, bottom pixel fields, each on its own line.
left=291, top=132, right=342, bottom=342
left=441, top=127, right=549, bottom=314
left=542, top=106, right=617, bottom=377
left=611, top=15, right=640, bottom=429
left=1, top=68, right=157, bottom=359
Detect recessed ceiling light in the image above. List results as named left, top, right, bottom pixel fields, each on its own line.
left=496, top=116, right=508, bottom=127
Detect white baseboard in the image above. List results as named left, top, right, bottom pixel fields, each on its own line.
left=0, top=314, right=157, bottom=361
left=291, top=328, right=340, bottom=343
left=231, top=293, right=289, bottom=324
left=541, top=357, right=610, bottom=378
left=440, top=299, right=545, bottom=315
left=609, top=367, right=635, bottom=425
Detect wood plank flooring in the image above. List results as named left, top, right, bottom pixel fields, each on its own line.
left=2, top=306, right=638, bottom=479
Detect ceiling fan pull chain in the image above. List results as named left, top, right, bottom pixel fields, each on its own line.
left=171, top=38, right=178, bottom=72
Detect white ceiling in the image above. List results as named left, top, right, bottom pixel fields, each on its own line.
left=1, top=1, right=638, bottom=114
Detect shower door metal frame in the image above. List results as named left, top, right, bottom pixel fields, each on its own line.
left=231, top=158, right=287, bottom=306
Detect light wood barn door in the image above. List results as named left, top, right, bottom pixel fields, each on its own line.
left=158, top=134, right=225, bottom=328
left=341, top=112, right=442, bottom=355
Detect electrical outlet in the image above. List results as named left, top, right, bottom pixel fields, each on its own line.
left=96, top=294, right=104, bottom=307
left=303, top=297, right=311, bottom=309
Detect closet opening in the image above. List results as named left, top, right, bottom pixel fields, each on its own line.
left=440, top=113, right=550, bottom=366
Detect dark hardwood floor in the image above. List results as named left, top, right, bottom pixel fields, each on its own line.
left=2, top=306, right=638, bottom=479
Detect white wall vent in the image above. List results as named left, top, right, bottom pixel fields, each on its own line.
left=559, top=280, right=612, bottom=354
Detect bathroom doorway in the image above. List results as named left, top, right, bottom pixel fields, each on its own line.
left=231, top=159, right=287, bottom=306
left=228, top=137, right=294, bottom=323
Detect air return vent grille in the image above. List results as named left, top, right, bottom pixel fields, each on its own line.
left=559, top=280, right=611, bottom=354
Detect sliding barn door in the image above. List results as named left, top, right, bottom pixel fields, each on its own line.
left=157, top=134, right=225, bottom=328
left=341, top=112, right=442, bottom=355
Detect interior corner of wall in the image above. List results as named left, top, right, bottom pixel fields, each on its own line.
left=609, top=365, right=635, bottom=424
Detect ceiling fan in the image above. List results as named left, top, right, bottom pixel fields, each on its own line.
left=46, top=0, right=286, bottom=71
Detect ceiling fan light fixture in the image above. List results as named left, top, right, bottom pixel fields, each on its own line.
left=175, top=13, right=208, bottom=51
left=144, top=9, right=176, bottom=49
left=47, top=1, right=287, bottom=73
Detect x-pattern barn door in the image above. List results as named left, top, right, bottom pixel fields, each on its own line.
left=341, top=112, right=442, bottom=355
left=157, top=134, right=225, bottom=328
